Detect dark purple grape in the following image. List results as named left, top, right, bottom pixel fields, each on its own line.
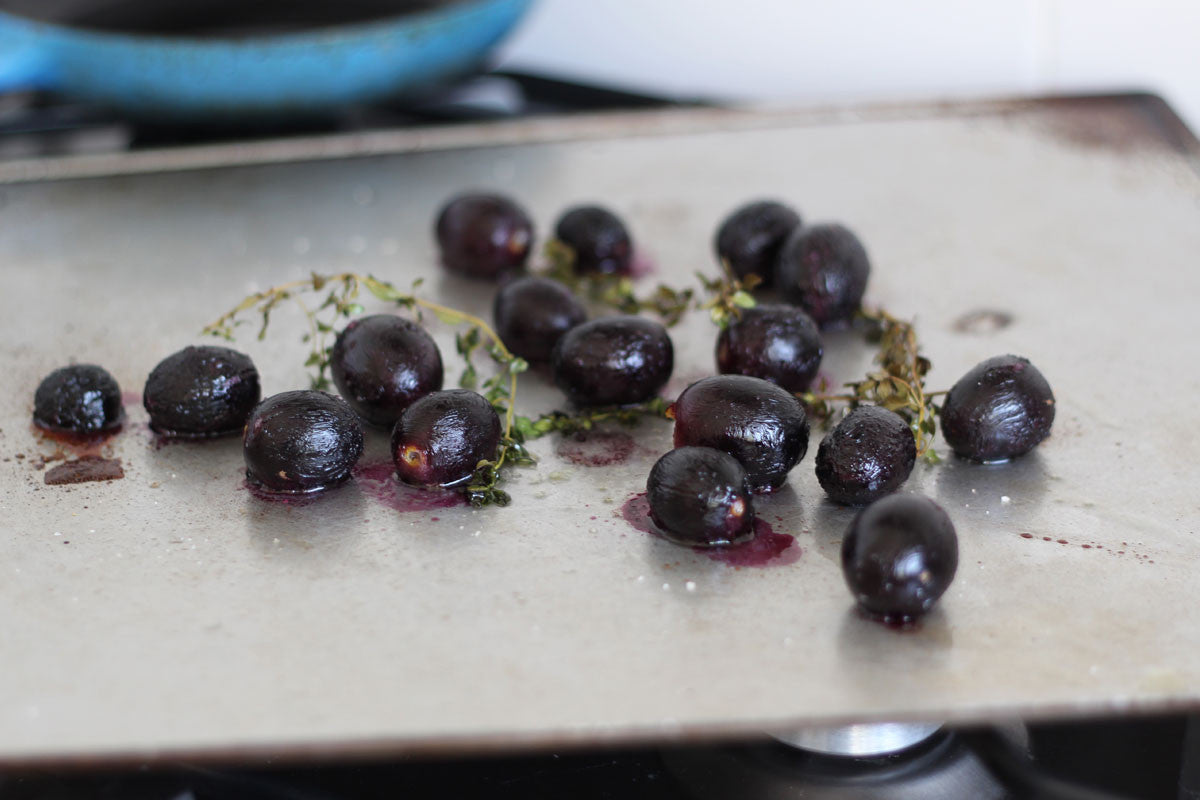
left=392, top=390, right=501, bottom=488
left=713, top=200, right=801, bottom=288
left=670, top=375, right=809, bottom=492
left=715, top=304, right=823, bottom=392
left=143, top=345, right=260, bottom=438
left=33, top=364, right=123, bottom=435
left=647, top=447, right=755, bottom=547
left=940, top=355, right=1055, bottom=462
left=330, top=314, right=443, bottom=428
left=776, top=223, right=870, bottom=328
left=551, top=316, right=673, bottom=407
left=243, top=390, right=364, bottom=495
left=816, top=405, right=916, bottom=505
left=492, top=275, right=587, bottom=363
left=553, top=205, right=633, bottom=275
left=435, top=192, right=534, bottom=280
left=841, top=494, right=958, bottom=623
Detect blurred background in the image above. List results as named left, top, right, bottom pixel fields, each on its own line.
left=0, top=0, right=1197, bottom=156
left=497, top=0, right=1200, bottom=130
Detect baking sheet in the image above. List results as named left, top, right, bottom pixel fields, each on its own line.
left=1, top=97, right=1199, bottom=765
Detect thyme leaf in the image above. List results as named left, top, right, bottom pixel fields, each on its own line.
left=538, top=240, right=694, bottom=326
left=697, top=260, right=760, bottom=328
left=798, top=307, right=943, bottom=462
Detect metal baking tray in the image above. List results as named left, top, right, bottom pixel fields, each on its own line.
left=1, top=94, right=1198, bottom=766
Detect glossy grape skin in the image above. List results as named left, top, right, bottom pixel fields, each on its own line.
left=716, top=304, right=823, bottom=392
left=492, top=276, right=587, bottom=363
left=713, top=200, right=801, bottom=288
left=841, top=494, right=958, bottom=623
left=143, top=346, right=260, bottom=438
left=775, top=223, right=870, bottom=327
left=33, top=364, right=123, bottom=434
left=670, top=375, right=809, bottom=492
left=551, top=316, right=673, bottom=407
left=940, top=355, right=1055, bottom=462
left=243, top=391, right=364, bottom=495
left=330, top=315, right=444, bottom=428
left=435, top=193, right=534, bottom=280
left=647, top=447, right=755, bottom=547
left=391, top=390, right=501, bottom=488
left=815, top=405, right=916, bottom=505
left=554, top=205, right=633, bottom=275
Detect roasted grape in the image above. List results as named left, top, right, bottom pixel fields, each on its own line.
left=391, top=389, right=501, bottom=488
left=841, top=494, right=958, bottom=623
left=435, top=192, right=534, bottom=280
left=713, top=200, right=801, bottom=287
left=33, top=364, right=123, bottom=435
left=670, top=375, right=809, bottom=491
left=492, top=275, right=587, bottom=363
left=815, top=405, right=916, bottom=505
left=940, top=355, right=1055, bottom=462
left=715, top=304, right=823, bottom=392
left=776, top=223, right=870, bottom=327
left=647, top=446, right=755, bottom=547
left=330, top=314, right=443, bottom=428
left=243, top=390, right=364, bottom=494
left=551, top=316, right=673, bottom=406
left=553, top=205, right=633, bottom=275
left=143, top=345, right=260, bottom=438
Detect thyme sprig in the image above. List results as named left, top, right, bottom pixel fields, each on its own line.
left=799, top=307, right=943, bottom=463
left=515, top=397, right=672, bottom=440
left=540, top=240, right=694, bottom=326
left=697, top=261, right=759, bottom=328
left=203, top=272, right=533, bottom=506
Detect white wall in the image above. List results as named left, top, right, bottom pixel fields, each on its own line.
left=497, top=0, right=1200, bottom=133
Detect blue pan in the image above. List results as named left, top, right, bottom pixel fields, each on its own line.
left=0, top=0, right=533, bottom=119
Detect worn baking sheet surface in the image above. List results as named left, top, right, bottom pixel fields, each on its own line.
left=1, top=99, right=1198, bottom=764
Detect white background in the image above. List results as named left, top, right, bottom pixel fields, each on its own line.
left=497, top=1, right=1200, bottom=133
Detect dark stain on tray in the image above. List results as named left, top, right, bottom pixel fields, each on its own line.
left=241, top=478, right=322, bottom=507
left=354, top=459, right=465, bottom=512
left=44, top=456, right=124, bottom=485
left=556, top=430, right=637, bottom=467
left=1018, top=532, right=1155, bottom=563
left=617, top=492, right=800, bottom=568
left=952, top=309, right=1014, bottom=335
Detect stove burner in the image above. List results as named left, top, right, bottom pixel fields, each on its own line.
left=772, top=722, right=944, bottom=757
left=663, top=726, right=1025, bottom=800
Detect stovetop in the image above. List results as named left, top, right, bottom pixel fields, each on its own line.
left=0, top=70, right=690, bottom=162
left=0, top=714, right=1194, bottom=799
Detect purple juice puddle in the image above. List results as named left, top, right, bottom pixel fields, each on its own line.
left=618, top=492, right=800, bottom=568
left=240, top=478, right=321, bottom=507
left=354, top=459, right=465, bottom=512
left=556, top=430, right=637, bottom=467
left=629, top=249, right=657, bottom=279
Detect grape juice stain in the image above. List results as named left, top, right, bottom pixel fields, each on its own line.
left=354, top=459, right=465, bottom=512
left=1017, top=532, right=1150, bottom=562
left=555, top=430, right=637, bottom=467
left=241, top=478, right=322, bottom=507
left=44, top=455, right=123, bottom=485
left=618, top=492, right=800, bottom=568
left=629, top=249, right=657, bottom=279
left=32, top=423, right=125, bottom=484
